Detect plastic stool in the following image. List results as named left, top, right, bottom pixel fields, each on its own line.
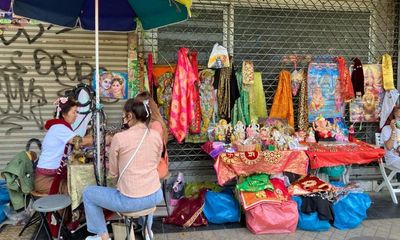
left=120, top=207, right=156, bottom=240
left=32, top=194, right=72, bottom=240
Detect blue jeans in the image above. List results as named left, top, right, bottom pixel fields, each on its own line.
left=83, top=186, right=163, bottom=235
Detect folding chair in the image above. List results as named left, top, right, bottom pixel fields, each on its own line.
left=374, top=133, right=400, bottom=204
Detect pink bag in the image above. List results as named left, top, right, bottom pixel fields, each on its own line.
left=245, top=200, right=298, bottom=234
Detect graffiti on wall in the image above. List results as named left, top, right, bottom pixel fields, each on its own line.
left=0, top=25, right=95, bottom=135
left=0, top=51, right=47, bottom=135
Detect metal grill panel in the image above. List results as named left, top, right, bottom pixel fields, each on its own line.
left=147, top=0, right=399, bottom=176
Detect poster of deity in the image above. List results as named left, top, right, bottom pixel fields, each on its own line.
left=308, top=63, right=344, bottom=122
left=350, top=64, right=383, bottom=122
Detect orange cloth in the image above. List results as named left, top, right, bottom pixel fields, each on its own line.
left=269, top=70, right=294, bottom=126
left=109, top=123, right=162, bottom=198
left=152, top=65, right=176, bottom=85
left=240, top=178, right=290, bottom=210
left=214, top=150, right=309, bottom=186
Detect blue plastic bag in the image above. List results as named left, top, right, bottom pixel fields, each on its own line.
left=333, top=193, right=371, bottom=230
left=0, top=205, right=5, bottom=224
left=292, top=196, right=331, bottom=232
left=203, top=189, right=240, bottom=224
left=0, top=181, right=10, bottom=205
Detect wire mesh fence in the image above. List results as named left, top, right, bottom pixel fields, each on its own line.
left=143, top=0, right=400, bottom=176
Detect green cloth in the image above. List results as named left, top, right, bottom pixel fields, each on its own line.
left=1, top=152, right=33, bottom=210
left=232, top=70, right=250, bottom=125
left=184, top=182, right=221, bottom=198
left=320, top=166, right=345, bottom=178
left=236, top=174, right=274, bottom=192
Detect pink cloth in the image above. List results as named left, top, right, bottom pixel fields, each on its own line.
left=169, top=48, right=197, bottom=143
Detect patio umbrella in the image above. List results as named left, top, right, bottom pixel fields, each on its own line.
left=0, top=0, right=189, bottom=184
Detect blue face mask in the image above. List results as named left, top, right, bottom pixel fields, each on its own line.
left=396, top=121, right=400, bottom=129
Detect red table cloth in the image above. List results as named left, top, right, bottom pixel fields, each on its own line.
left=305, top=140, right=385, bottom=169
left=214, top=150, right=309, bottom=186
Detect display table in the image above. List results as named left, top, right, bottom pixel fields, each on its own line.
left=214, top=150, right=309, bottom=186
left=67, top=163, right=97, bottom=210
left=305, top=140, right=385, bottom=169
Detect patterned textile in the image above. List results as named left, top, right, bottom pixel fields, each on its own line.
left=382, top=54, right=395, bottom=90
left=351, top=58, right=365, bottom=96
left=288, top=174, right=333, bottom=196
left=297, top=70, right=309, bottom=131
left=214, top=150, right=309, bottom=186
left=169, top=48, right=197, bottom=143
left=236, top=173, right=274, bottom=192
left=336, top=57, right=354, bottom=102
left=67, top=164, right=96, bottom=210
left=242, top=60, right=254, bottom=85
left=305, top=141, right=385, bottom=169
left=156, top=71, right=174, bottom=121
left=240, top=178, right=291, bottom=210
left=269, top=70, right=294, bottom=126
left=189, top=51, right=201, bottom=134
left=216, top=66, right=232, bottom=120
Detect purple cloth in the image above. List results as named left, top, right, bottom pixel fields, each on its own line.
left=0, top=0, right=12, bottom=11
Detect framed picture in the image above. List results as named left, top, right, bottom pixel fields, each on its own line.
left=93, top=70, right=128, bottom=99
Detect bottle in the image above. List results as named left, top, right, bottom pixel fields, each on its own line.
left=348, top=125, right=355, bottom=142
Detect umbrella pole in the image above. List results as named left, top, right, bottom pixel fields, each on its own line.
left=95, top=0, right=101, bottom=185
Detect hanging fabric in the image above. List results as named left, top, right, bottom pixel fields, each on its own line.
left=290, top=69, right=303, bottom=96
left=169, top=48, right=197, bottom=143
left=216, top=61, right=239, bottom=122
left=269, top=70, right=294, bottom=127
left=297, top=69, right=309, bottom=131
left=351, top=58, right=364, bottom=96
left=232, top=70, right=250, bottom=125
left=382, top=54, right=395, bottom=90
left=147, top=53, right=154, bottom=96
left=249, top=72, right=268, bottom=121
left=189, top=51, right=201, bottom=134
left=336, top=57, right=354, bottom=102
left=242, top=60, right=254, bottom=85
left=380, top=90, right=400, bottom=129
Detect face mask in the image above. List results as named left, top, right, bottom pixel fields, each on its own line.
left=396, top=121, right=400, bottom=129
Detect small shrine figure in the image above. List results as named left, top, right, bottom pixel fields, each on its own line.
left=312, top=115, right=332, bottom=139
left=215, top=119, right=228, bottom=141
left=225, top=126, right=232, bottom=144
left=306, top=127, right=316, bottom=143
left=246, top=119, right=260, bottom=139
left=234, top=121, right=246, bottom=141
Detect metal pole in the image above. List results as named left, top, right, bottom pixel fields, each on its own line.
left=95, top=0, right=101, bottom=183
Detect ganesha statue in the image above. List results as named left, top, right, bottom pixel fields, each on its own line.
left=215, top=119, right=229, bottom=141
left=312, top=115, right=332, bottom=139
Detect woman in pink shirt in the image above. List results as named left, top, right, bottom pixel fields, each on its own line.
left=83, top=98, right=163, bottom=240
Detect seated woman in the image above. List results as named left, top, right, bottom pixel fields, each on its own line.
left=381, top=106, right=400, bottom=169
left=35, top=97, right=92, bottom=195
left=83, top=98, right=163, bottom=240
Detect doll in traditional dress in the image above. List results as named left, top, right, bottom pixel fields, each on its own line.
left=234, top=121, right=246, bottom=141
left=312, top=116, right=332, bottom=139
left=215, top=119, right=228, bottom=141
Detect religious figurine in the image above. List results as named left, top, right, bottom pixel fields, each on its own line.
left=234, top=121, right=246, bottom=141
left=259, top=127, right=270, bottom=141
left=246, top=119, right=260, bottom=139
left=312, top=115, right=332, bottom=139
left=225, top=126, right=232, bottom=144
left=70, top=136, right=86, bottom=164
left=306, top=127, right=316, bottom=143
left=215, top=119, right=228, bottom=141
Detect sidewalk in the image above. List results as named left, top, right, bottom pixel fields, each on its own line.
left=1, top=192, right=399, bottom=240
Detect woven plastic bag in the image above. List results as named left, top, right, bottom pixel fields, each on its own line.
left=245, top=200, right=298, bottom=234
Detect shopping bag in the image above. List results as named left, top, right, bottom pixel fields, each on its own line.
left=208, top=43, right=229, bottom=69
left=203, top=189, right=240, bottom=224
left=332, top=192, right=371, bottom=230
left=245, top=200, right=298, bottom=234
left=292, top=196, right=331, bottom=232
left=0, top=181, right=10, bottom=205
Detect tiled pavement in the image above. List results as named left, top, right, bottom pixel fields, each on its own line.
left=1, top=191, right=400, bottom=240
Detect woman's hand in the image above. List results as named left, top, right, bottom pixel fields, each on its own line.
left=390, top=119, right=397, bottom=131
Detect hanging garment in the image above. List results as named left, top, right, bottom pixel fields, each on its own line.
left=232, top=70, right=250, bottom=125
left=242, top=60, right=254, bottom=85
left=297, top=70, right=309, bottom=131
left=336, top=57, right=354, bottom=102
left=156, top=72, right=174, bottom=121
left=291, top=69, right=304, bottom=96
left=351, top=58, right=364, bottom=96
left=169, top=48, right=197, bottom=143
left=216, top=64, right=239, bottom=122
left=269, top=70, right=294, bottom=127
left=147, top=53, right=154, bottom=96
left=382, top=54, right=395, bottom=90
left=189, top=51, right=201, bottom=134
left=380, top=90, right=400, bottom=129
left=252, top=72, right=268, bottom=119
